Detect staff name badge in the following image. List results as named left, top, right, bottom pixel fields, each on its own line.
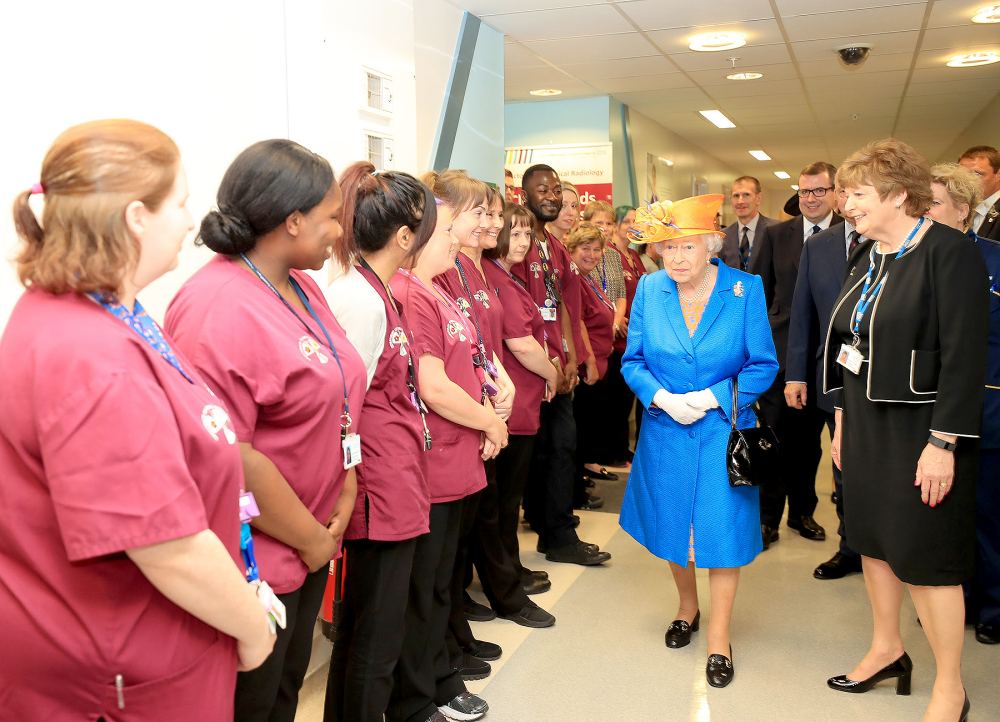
left=837, top=343, right=864, bottom=375
left=342, top=432, right=362, bottom=470
left=540, top=297, right=557, bottom=322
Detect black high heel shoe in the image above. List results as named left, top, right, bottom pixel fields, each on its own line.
left=959, top=692, right=970, bottom=722
left=706, top=646, right=734, bottom=688
left=664, top=610, right=700, bottom=649
left=827, top=652, right=912, bottom=695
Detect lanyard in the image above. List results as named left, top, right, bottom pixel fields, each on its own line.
left=598, top=254, right=608, bottom=292
left=534, top=237, right=562, bottom=306
left=585, top=275, right=615, bottom=312
left=240, top=254, right=353, bottom=436
left=454, top=256, right=499, bottom=379
left=88, top=294, right=194, bottom=383
left=357, top=257, right=432, bottom=451
left=850, top=216, right=924, bottom=344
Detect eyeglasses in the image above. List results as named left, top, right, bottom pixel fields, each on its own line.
left=797, top=186, right=834, bottom=198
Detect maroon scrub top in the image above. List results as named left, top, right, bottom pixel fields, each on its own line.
left=390, top=270, right=487, bottom=503
left=580, top=276, right=615, bottom=379
left=612, top=245, right=644, bottom=353
left=482, top=259, right=547, bottom=436
left=436, top=253, right=504, bottom=367
left=165, top=257, right=366, bottom=594
left=512, top=233, right=579, bottom=364
left=348, top=264, right=431, bottom=542
left=0, top=291, right=243, bottom=721
left=546, top=231, right=587, bottom=362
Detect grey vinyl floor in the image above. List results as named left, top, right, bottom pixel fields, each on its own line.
left=296, top=457, right=997, bottom=722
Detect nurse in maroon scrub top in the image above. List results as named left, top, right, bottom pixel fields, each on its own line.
left=0, top=120, right=274, bottom=722
left=322, top=162, right=437, bottom=722
left=165, top=140, right=365, bottom=722
left=387, top=196, right=507, bottom=722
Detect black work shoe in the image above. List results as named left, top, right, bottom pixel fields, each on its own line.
left=788, top=515, right=826, bottom=541
left=665, top=610, right=700, bottom=649
left=761, top=525, right=779, bottom=550
left=462, top=593, right=495, bottom=622
left=438, top=692, right=489, bottom=721
left=521, top=568, right=549, bottom=582
left=545, top=540, right=611, bottom=566
left=706, top=647, right=735, bottom=688
left=536, top=537, right=598, bottom=554
left=423, top=712, right=448, bottom=722
left=522, top=575, right=552, bottom=595
left=465, top=639, right=502, bottom=661
left=574, top=493, right=605, bottom=510
left=976, top=623, right=1000, bottom=644
left=572, top=513, right=581, bottom=528
left=501, top=599, right=555, bottom=628
left=456, top=652, right=491, bottom=681
left=813, top=552, right=862, bottom=580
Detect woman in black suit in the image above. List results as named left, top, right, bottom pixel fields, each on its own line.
left=824, top=139, right=989, bottom=722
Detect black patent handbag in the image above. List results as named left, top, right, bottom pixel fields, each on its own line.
left=726, top=378, right=779, bottom=487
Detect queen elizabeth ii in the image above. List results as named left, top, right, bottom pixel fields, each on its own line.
left=620, top=193, right=778, bottom=688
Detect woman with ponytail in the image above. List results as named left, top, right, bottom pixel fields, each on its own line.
left=0, top=120, right=274, bottom=721
left=165, top=139, right=366, bottom=722
left=321, top=162, right=436, bottom=722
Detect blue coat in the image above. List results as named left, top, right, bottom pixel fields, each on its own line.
left=973, top=232, right=1000, bottom=449
left=620, top=261, right=778, bottom=567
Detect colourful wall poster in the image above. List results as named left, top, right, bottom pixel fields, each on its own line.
left=504, top=143, right=613, bottom=207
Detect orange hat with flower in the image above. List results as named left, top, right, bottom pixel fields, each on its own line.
left=628, top=194, right=725, bottom=245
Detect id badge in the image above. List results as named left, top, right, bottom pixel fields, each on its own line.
left=252, top=579, right=287, bottom=631
left=342, top=432, right=362, bottom=469
left=540, top=306, right=557, bottom=322
left=836, top=343, right=864, bottom=375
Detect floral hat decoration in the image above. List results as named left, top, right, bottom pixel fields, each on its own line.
left=628, top=193, right=725, bottom=244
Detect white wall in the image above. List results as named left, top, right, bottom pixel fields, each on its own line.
left=0, top=0, right=424, bottom=331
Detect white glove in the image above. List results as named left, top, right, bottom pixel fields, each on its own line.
left=653, top=389, right=706, bottom=425
left=682, top=389, right=719, bottom=412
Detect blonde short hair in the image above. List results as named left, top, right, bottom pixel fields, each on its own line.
left=580, top=200, right=614, bottom=222
left=836, top=138, right=933, bottom=217
left=561, top=182, right=579, bottom=198
left=930, top=162, right=982, bottom=231
left=564, top=221, right=605, bottom=252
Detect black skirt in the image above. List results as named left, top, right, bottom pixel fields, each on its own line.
left=833, top=252, right=978, bottom=586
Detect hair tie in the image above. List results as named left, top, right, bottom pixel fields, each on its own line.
left=434, top=196, right=444, bottom=206
left=30, top=182, right=45, bottom=195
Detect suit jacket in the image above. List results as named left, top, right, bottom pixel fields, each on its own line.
left=785, top=223, right=852, bottom=413
left=749, top=213, right=843, bottom=373
left=976, top=196, right=1000, bottom=242
left=823, top=223, right=989, bottom=438
left=720, top=215, right=774, bottom=269
left=973, top=232, right=1000, bottom=448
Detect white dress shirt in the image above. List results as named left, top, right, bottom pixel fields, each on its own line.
left=802, top=211, right=834, bottom=243
left=973, top=190, right=1000, bottom=234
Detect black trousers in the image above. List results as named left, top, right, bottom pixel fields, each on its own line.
left=524, top=393, right=580, bottom=549
left=325, top=537, right=417, bottom=722
left=971, top=448, right=1000, bottom=625
left=824, top=415, right=858, bottom=559
left=495, top=434, right=537, bottom=578
left=234, top=566, right=328, bottom=722
left=573, top=379, right=605, bottom=502
left=387, top=500, right=464, bottom=722
left=758, top=378, right=825, bottom=528
left=602, top=349, right=635, bottom=464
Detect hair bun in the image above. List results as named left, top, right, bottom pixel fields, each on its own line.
left=198, top=208, right=256, bottom=255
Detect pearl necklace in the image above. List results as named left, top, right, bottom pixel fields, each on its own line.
left=679, top=267, right=715, bottom=330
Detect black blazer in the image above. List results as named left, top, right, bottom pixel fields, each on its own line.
left=978, top=197, right=1000, bottom=242
left=823, top=223, right=990, bottom=438
left=720, top=215, right=774, bottom=269
left=750, top=214, right=843, bottom=372
left=785, top=224, right=850, bottom=413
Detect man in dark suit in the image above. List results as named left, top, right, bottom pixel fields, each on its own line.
left=785, top=187, right=863, bottom=579
left=720, top=175, right=774, bottom=269
left=959, top=145, right=1000, bottom=242
left=749, top=161, right=843, bottom=549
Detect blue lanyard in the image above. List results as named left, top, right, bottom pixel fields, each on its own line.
left=850, top=216, right=924, bottom=341
left=585, top=275, right=615, bottom=312
left=598, top=254, right=608, bottom=292
left=88, top=294, right=194, bottom=383
left=240, top=254, right=353, bottom=433
left=241, top=522, right=259, bottom=582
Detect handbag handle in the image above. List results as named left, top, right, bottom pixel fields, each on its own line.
left=731, top=377, right=739, bottom=430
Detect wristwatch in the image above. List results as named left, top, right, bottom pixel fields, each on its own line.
left=927, top=434, right=957, bottom=452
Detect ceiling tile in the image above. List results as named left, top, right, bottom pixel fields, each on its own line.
left=920, top=23, right=1000, bottom=50
left=457, top=1, right=608, bottom=15
left=503, top=42, right=552, bottom=69
left=555, top=54, right=679, bottom=79
left=616, top=0, right=775, bottom=30
left=591, top=73, right=695, bottom=93
left=796, top=51, right=915, bottom=77
left=910, top=64, right=1000, bottom=83
left=775, top=0, right=926, bottom=15
left=915, top=47, right=1000, bottom=69
left=644, top=19, right=784, bottom=55
left=790, top=31, right=920, bottom=61
left=720, top=92, right=809, bottom=109
left=482, top=5, right=634, bottom=41
left=521, top=32, right=660, bottom=62
left=780, top=5, right=926, bottom=40
left=686, top=62, right=802, bottom=86
left=926, top=0, right=998, bottom=28
left=667, top=43, right=791, bottom=70
left=906, top=77, right=996, bottom=95
left=707, top=78, right=806, bottom=98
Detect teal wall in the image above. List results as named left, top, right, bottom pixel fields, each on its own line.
left=504, top=96, right=611, bottom=147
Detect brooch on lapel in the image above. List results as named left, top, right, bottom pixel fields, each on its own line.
left=733, top=281, right=744, bottom=297
left=989, top=206, right=999, bottom=223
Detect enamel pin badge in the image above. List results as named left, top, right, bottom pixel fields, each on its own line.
left=733, top=281, right=744, bottom=297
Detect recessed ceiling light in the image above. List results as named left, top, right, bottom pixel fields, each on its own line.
left=972, top=4, right=1000, bottom=23
left=791, top=184, right=800, bottom=190
left=727, top=71, right=763, bottom=80
left=529, top=88, right=562, bottom=96
left=946, top=52, right=1000, bottom=67
left=689, top=32, right=746, bottom=52
left=748, top=150, right=771, bottom=161
left=698, top=109, right=736, bottom=128
left=774, top=171, right=791, bottom=180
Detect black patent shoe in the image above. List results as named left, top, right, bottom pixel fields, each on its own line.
left=827, top=652, right=912, bottom=695
left=960, top=692, right=970, bottom=722
left=762, top=525, right=779, bottom=550
left=788, top=515, right=826, bottom=541
left=706, top=646, right=734, bottom=688
left=665, top=610, right=700, bottom=648
left=813, top=552, right=862, bottom=580
left=975, top=622, right=1000, bottom=644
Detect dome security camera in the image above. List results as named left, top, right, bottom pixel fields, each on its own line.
left=836, top=44, right=872, bottom=66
